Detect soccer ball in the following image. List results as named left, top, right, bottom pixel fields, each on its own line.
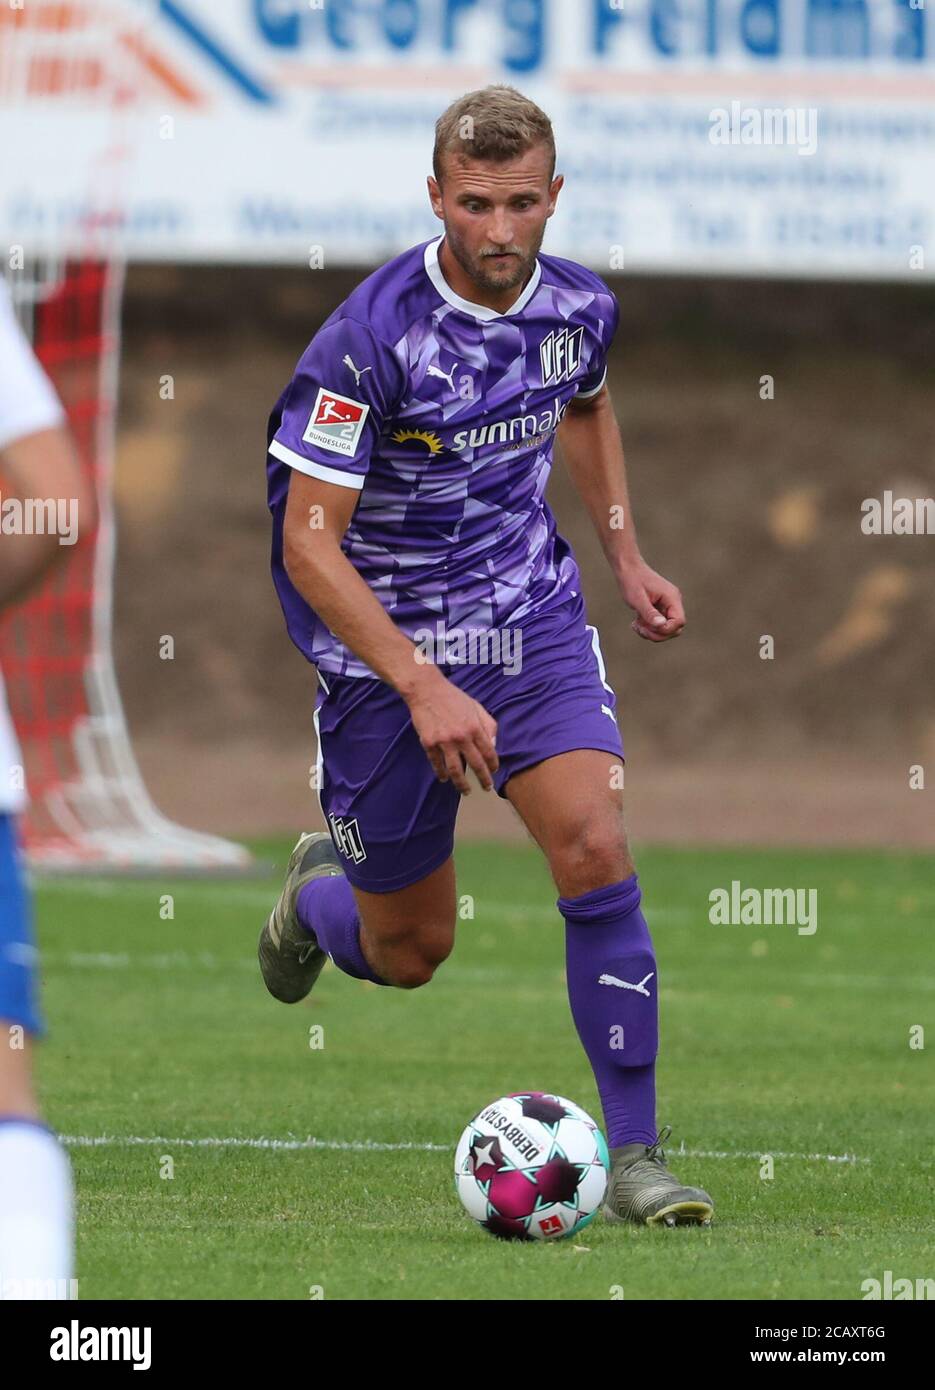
left=454, top=1091, right=609, bottom=1240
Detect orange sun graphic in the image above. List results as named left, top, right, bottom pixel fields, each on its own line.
left=391, top=427, right=444, bottom=455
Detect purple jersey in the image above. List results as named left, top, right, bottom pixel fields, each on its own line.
left=266, top=235, right=619, bottom=679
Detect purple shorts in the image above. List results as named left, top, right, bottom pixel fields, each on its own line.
left=313, top=591, right=624, bottom=893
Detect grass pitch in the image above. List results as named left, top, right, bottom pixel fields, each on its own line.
left=33, top=840, right=934, bottom=1301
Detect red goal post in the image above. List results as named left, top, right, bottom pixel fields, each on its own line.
left=0, top=3, right=250, bottom=872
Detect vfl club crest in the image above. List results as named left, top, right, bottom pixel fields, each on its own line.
left=329, top=813, right=367, bottom=863
left=539, top=325, right=584, bottom=387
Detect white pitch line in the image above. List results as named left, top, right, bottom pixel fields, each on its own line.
left=41, top=953, right=935, bottom=995
left=43, top=952, right=257, bottom=971
left=59, top=1134, right=869, bottom=1163
left=672, top=1145, right=869, bottom=1164
left=36, top=879, right=935, bottom=933
left=35, top=880, right=279, bottom=907
left=62, top=1134, right=449, bottom=1153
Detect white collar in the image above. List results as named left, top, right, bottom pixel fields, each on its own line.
left=423, top=235, right=542, bottom=322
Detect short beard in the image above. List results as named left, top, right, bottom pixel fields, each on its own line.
left=446, top=224, right=545, bottom=295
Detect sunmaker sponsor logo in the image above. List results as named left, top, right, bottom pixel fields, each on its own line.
left=450, top=395, right=569, bottom=453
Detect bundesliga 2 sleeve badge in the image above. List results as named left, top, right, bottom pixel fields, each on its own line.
left=302, top=387, right=371, bottom=457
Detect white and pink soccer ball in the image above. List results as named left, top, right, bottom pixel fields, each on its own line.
left=454, top=1091, right=609, bottom=1241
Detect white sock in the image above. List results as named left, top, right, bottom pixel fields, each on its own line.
left=0, top=1119, right=74, bottom=1300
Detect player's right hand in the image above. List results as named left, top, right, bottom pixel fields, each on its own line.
left=404, top=669, right=499, bottom=794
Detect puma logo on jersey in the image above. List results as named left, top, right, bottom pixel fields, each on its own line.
left=426, top=361, right=458, bottom=390
left=598, top=971, right=654, bottom=996
left=343, top=354, right=371, bottom=388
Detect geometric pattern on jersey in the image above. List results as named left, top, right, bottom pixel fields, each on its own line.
left=267, top=237, right=619, bottom=678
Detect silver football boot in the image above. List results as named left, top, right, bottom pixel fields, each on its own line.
left=603, top=1126, right=714, bottom=1227
left=257, top=831, right=342, bottom=1003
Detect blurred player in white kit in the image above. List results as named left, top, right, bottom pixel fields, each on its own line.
left=0, top=278, right=94, bottom=1299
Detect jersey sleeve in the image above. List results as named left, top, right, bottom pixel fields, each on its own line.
left=268, top=317, right=405, bottom=490
left=576, top=287, right=620, bottom=400
left=0, top=280, right=66, bottom=451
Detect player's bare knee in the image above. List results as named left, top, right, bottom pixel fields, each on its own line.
left=379, top=921, right=453, bottom=989
left=410, top=923, right=454, bottom=984
left=552, top=818, right=633, bottom=897
left=389, top=959, right=434, bottom=990
left=387, top=945, right=448, bottom=990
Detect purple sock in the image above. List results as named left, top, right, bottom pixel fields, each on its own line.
left=296, top=875, right=388, bottom=986
left=559, top=874, right=658, bottom=1148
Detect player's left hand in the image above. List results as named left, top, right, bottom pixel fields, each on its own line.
left=618, top=559, right=685, bottom=642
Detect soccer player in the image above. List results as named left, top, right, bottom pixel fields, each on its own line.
left=0, top=278, right=89, bottom=1295
left=261, top=86, right=714, bottom=1226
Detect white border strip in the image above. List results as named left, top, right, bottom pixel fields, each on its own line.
left=269, top=438, right=364, bottom=490
left=59, top=1134, right=869, bottom=1163
left=423, top=235, right=542, bottom=322
left=576, top=365, right=608, bottom=399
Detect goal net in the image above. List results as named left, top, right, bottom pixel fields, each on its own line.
left=0, top=3, right=250, bottom=871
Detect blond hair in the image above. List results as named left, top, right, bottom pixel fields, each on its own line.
left=433, top=85, right=556, bottom=184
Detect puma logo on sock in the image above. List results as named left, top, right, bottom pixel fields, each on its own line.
left=598, top=971, right=654, bottom=996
